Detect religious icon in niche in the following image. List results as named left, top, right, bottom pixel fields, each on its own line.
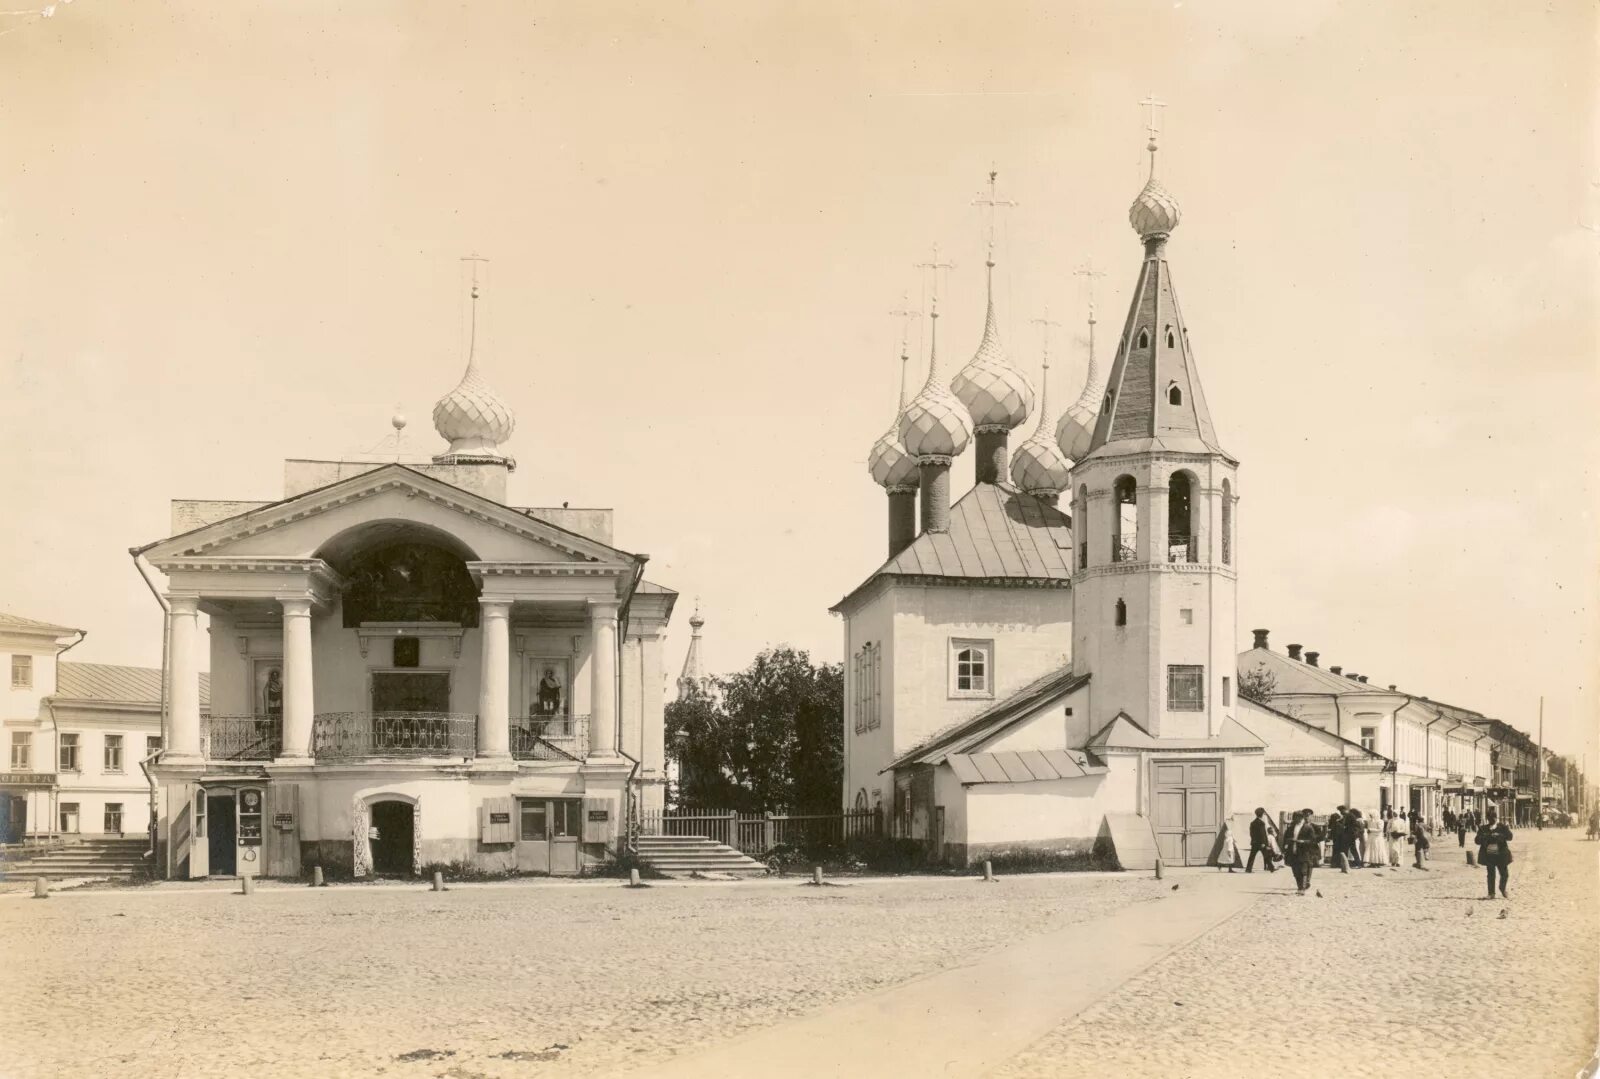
left=528, top=658, right=570, bottom=723
left=392, top=636, right=420, bottom=668
left=254, top=660, right=284, bottom=719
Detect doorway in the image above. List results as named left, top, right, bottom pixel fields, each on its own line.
left=514, top=798, right=581, bottom=876
left=207, top=792, right=237, bottom=876
left=1, top=796, right=25, bottom=843
left=369, top=800, right=416, bottom=876
left=1151, top=760, right=1222, bottom=866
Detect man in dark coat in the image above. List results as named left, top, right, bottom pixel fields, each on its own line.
left=1327, top=806, right=1347, bottom=866
left=1246, top=807, right=1278, bottom=873
left=1283, top=809, right=1323, bottom=895
left=1475, top=809, right=1514, bottom=899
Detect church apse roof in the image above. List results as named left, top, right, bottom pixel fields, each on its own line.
left=830, top=483, right=1073, bottom=614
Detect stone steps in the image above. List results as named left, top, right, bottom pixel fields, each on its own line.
left=1, top=839, right=150, bottom=881
left=635, top=835, right=768, bottom=878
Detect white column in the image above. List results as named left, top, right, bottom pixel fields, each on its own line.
left=280, top=597, right=314, bottom=759
left=477, top=599, right=512, bottom=759
left=166, top=595, right=202, bottom=759
left=589, top=600, right=619, bottom=757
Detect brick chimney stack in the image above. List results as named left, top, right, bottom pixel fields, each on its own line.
left=1287, top=644, right=1303, bottom=661
left=1252, top=628, right=1269, bottom=650
left=1330, top=665, right=1343, bottom=675
left=1305, top=651, right=1320, bottom=667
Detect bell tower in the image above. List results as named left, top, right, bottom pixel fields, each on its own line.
left=1070, top=107, right=1240, bottom=740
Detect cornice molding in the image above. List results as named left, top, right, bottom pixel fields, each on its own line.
left=468, top=562, right=630, bottom=580
left=1074, top=562, right=1237, bottom=582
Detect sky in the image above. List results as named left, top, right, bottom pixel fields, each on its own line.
left=2, top=1, right=1596, bottom=762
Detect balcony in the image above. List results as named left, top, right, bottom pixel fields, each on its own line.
left=511, top=713, right=590, bottom=762
left=202, top=715, right=282, bottom=761
left=311, top=712, right=477, bottom=760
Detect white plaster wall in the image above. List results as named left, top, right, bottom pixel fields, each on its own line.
left=842, top=586, right=896, bottom=812
left=2, top=637, right=60, bottom=721
left=1227, top=753, right=1266, bottom=815
left=52, top=709, right=161, bottom=835
left=983, top=683, right=1093, bottom=752
left=966, top=776, right=1114, bottom=844
left=933, top=765, right=967, bottom=849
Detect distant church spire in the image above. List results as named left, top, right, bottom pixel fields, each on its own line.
left=433, top=255, right=517, bottom=464
left=868, top=298, right=923, bottom=557
left=1084, top=108, right=1226, bottom=460
left=1055, top=262, right=1108, bottom=463
left=1009, top=312, right=1071, bottom=502
left=676, top=600, right=709, bottom=701
left=900, top=246, right=971, bottom=534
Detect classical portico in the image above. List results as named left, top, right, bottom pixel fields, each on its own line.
left=139, top=315, right=676, bottom=878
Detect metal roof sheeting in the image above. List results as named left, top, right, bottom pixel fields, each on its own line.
left=0, top=611, right=80, bottom=637
left=881, top=483, right=1072, bottom=580
left=947, top=749, right=1105, bottom=785
left=56, top=662, right=210, bottom=708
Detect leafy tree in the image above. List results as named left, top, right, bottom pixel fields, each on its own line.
left=664, top=646, right=843, bottom=813
left=1237, top=663, right=1278, bottom=705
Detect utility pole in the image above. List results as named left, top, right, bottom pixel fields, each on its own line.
left=1536, top=696, right=1544, bottom=824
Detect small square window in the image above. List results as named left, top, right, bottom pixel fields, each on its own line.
left=10, top=654, right=32, bottom=688
left=1180, top=608, right=1193, bottom=625
left=950, top=639, right=993, bottom=698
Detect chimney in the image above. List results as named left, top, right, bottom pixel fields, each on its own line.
left=1251, top=628, right=1269, bottom=650
left=886, top=486, right=918, bottom=558
left=1388, top=684, right=1397, bottom=691
left=1305, top=651, right=1320, bottom=667
left=1347, top=672, right=1360, bottom=681
left=1358, top=675, right=1369, bottom=684
left=1287, top=643, right=1303, bottom=661
left=1329, top=665, right=1343, bottom=675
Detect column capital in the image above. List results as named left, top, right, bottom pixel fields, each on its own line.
left=479, top=595, right=516, bottom=612
left=277, top=595, right=314, bottom=616
left=166, top=594, right=200, bottom=615
left=588, top=599, right=621, bottom=620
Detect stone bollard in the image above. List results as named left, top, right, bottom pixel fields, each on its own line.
left=812, top=866, right=823, bottom=886
left=1466, top=850, right=1476, bottom=867
left=312, top=866, right=324, bottom=888
left=983, top=860, right=995, bottom=882
left=32, top=878, right=48, bottom=899
left=240, top=876, right=253, bottom=896
left=629, top=868, right=641, bottom=888
left=1154, top=858, right=1164, bottom=880
left=432, top=871, right=444, bottom=892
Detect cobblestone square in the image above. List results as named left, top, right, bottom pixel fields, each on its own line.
left=3, top=831, right=1594, bottom=1078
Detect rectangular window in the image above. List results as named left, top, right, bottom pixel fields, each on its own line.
left=104, top=734, right=124, bottom=772
left=1166, top=665, right=1204, bottom=711
left=9, top=732, right=31, bottom=770
left=951, top=639, right=993, bottom=697
left=1078, top=541, right=1088, bottom=571
left=1221, top=677, right=1231, bottom=706
left=146, top=735, right=162, bottom=758
left=1179, top=608, right=1193, bottom=625
left=59, top=733, right=80, bottom=772
left=1360, top=726, right=1377, bottom=753
left=59, top=802, right=79, bottom=833
left=871, top=645, right=882, bottom=731
left=552, top=800, right=581, bottom=838
left=104, top=803, right=123, bottom=834
left=10, top=654, right=32, bottom=688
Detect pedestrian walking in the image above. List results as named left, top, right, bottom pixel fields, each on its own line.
left=1474, top=809, right=1513, bottom=899
left=1457, top=812, right=1468, bottom=847
left=1327, top=806, right=1346, bottom=866
left=1346, top=807, right=1366, bottom=867
left=1284, top=808, right=1322, bottom=895
left=1246, top=807, right=1278, bottom=873
left=1587, top=809, right=1599, bottom=841
left=1409, top=811, right=1430, bottom=870
left=1365, top=808, right=1386, bottom=868
left=1386, top=809, right=1406, bottom=867
left=1215, top=819, right=1240, bottom=872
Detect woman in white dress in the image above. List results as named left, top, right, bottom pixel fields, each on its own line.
left=1366, top=808, right=1386, bottom=868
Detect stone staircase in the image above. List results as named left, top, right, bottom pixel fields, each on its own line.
left=0, top=837, right=151, bottom=882
left=635, top=834, right=769, bottom=878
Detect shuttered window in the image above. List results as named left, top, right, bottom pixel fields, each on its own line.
left=1167, top=665, right=1204, bottom=711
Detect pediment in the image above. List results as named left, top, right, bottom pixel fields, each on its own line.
left=142, top=465, right=635, bottom=570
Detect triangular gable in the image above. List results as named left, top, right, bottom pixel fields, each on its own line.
left=1085, top=712, right=1265, bottom=752
left=1234, top=698, right=1387, bottom=761
left=139, top=464, right=636, bottom=568
left=887, top=668, right=1088, bottom=770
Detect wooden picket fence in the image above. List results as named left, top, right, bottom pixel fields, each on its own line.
left=639, top=807, right=882, bottom=855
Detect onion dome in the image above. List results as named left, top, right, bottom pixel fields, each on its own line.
left=868, top=348, right=920, bottom=490
left=1129, top=174, right=1182, bottom=241
left=433, top=356, right=515, bottom=458
left=1055, top=298, right=1104, bottom=462
left=899, top=304, right=972, bottom=460
left=1010, top=350, right=1071, bottom=498
left=952, top=264, right=1035, bottom=432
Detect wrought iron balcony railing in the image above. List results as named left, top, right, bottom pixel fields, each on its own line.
left=1167, top=538, right=1195, bottom=563
left=202, top=714, right=282, bottom=761
left=511, top=713, right=590, bottom=762
left=1112, top=541, right=1138, bottom=563
left=312, top=712, right=477, bottom=760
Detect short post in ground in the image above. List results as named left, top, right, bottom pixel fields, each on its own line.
left=629, top=868, right=641, bottom=887
left=240, top=875, right=253, bottom=896
left=1154, top=857, right=1164, bottom=880
left=432, top=871, right=444, bottom=892
left=32, top=878, right=48, bottom=899
left=983, top=860, right=995, bottom=882
left=1466, top=850, right=1476, bottom=866
left=812, top=866, right=823, bottom=886
left=312, top=866, right=324, bottom=887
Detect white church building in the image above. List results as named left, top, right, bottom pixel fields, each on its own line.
left=140, top=295, right=676, bottom=879
left=835, top=141, right=1384, bottom=868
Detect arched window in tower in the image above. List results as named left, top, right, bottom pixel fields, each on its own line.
left=1167, top=471, right=1196, bottom=563
left=1115, top=598, right=1127, bottom=627
left=1137, top=328, right=1150, bottom=349
left=1166, top=326, right=1176, bottom=349
left=1077, top=485, right=1089, bottom=569
left=1102, top=391, right=1113, bottom=415
left=1112, top=475, right=1138, bottom=563
left=1167, top=382, right=1183, bottom=406
left=1221, top=479, right=1233, bottom=565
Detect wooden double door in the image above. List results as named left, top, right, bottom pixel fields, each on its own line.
left=1152, top=760, right=1222, bottom=866
left=516, top=798, right=582, bottom=876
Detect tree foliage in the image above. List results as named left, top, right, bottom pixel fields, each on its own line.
left=1237, top=663, right=1278, bottom=705
left=664, top=646, right=843, bottom=813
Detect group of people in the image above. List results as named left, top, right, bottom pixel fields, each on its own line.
left=1214, top=804, right=1515, bottom=898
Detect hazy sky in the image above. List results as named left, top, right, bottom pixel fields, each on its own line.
left=2, top=2, right=1595, bottom=761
